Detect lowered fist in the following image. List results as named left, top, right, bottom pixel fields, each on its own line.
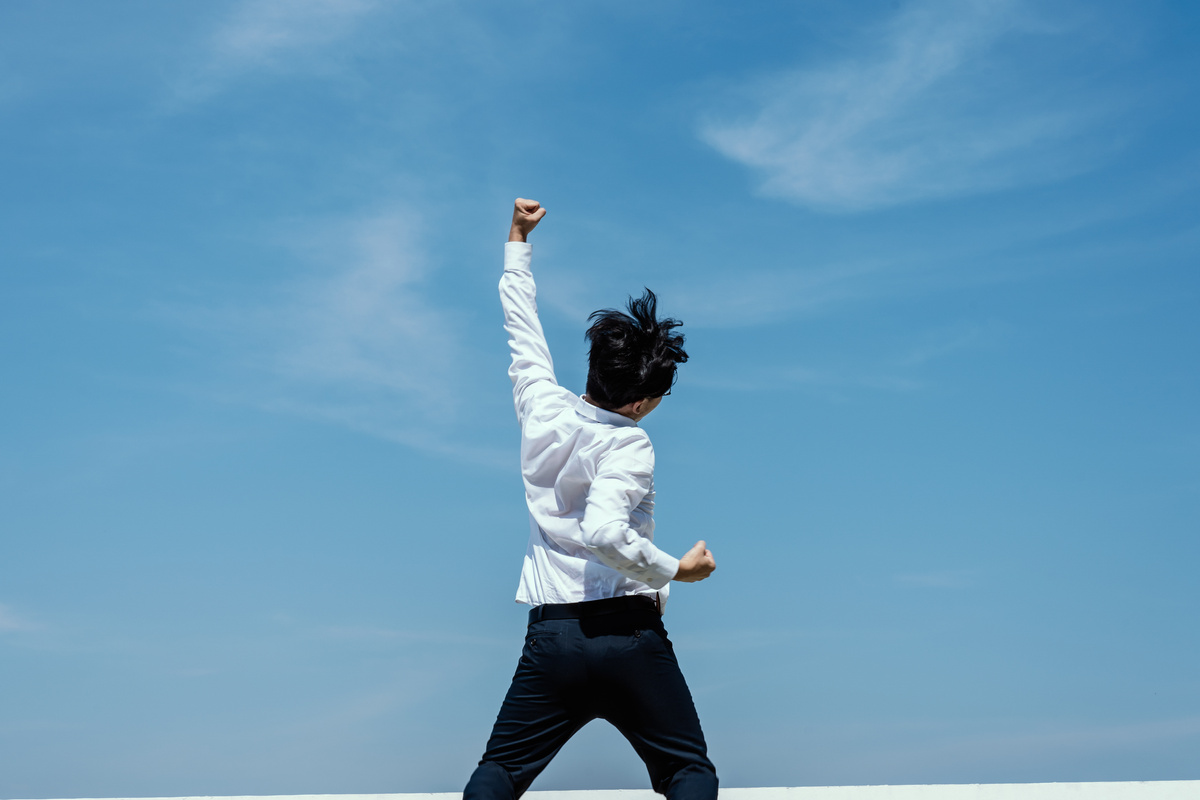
left=673, top=540, right=716, bottom=583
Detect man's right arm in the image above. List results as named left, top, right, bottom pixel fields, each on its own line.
left=674, top=540, right=716, bottom=582
left=579, top=437, right=717, bottom=586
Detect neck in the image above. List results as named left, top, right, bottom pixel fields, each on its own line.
left=584, top=394, right=640, bottom=421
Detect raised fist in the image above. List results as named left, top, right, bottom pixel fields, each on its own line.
left=509, top=198, right=547, bottom=242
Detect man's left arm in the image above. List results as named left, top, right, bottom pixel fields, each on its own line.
left=508, top=198, right=545, bottom=243
left=500, top=198, right=558, bottom=425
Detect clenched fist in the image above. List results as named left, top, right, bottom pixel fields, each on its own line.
left=509, top=198, right=547, bottom=242
left=673, top=540, right=716, bottom=583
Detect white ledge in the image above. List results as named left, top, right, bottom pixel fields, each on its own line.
left=12, top=782, right=1200, bottom=800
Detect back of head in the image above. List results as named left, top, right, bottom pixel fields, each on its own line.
left=585, top=288, right=688, bottom=410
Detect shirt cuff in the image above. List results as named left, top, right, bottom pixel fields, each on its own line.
left=504, top=241, right=532, bottom=273
left=644, top=553, right=681, bottom=590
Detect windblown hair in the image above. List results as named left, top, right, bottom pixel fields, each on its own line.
left=585, top=288, right=688, bottom=410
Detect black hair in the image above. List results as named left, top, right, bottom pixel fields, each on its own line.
left=585, top=288, right=688, bottom=410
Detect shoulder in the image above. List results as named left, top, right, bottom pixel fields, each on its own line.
left=520, top=383, right=580, bottom=431
left=602, top=427, right=655, bottom=474
left=525, top=383, right=578, bottom=415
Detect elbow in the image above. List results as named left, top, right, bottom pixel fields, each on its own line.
left=580, top=519, right=624, bottom=562
left=579, top=519, right=607, bottom=552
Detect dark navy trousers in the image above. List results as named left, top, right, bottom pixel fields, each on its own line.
left=463, top=606, right=718, bottom=800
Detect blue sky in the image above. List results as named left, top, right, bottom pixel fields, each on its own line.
left=2, top=0, right=1198, bottom=796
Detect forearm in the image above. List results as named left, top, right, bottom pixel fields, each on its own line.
left=581, top=520, right=680, bottom=589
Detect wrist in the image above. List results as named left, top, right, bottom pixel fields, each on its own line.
left=508, top=226, right=527, bottom=243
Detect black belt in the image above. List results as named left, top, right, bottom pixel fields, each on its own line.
left=528, top=594, right=658, bottom=625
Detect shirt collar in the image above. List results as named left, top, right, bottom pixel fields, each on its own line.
left=575, top=395, right=638, bottom=428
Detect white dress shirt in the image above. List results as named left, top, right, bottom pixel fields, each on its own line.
left=501, top=242, right=680, bottom=609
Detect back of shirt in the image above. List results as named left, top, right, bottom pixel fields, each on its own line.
left=500, top=242, right=680, bottom=608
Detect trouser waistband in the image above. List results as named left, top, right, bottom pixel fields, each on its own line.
left=528, top=594, right=658, bottom=625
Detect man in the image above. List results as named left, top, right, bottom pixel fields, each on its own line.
left=463, top=199, right=718, bottom=800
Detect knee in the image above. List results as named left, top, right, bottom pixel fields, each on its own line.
left=662, top=762, right=718, bottom=800
left=464, top=760, right=518, bottom=800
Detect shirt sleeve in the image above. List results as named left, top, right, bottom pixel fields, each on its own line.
left=500, top=242, right=559, bottom=425
left=580, top=434, right=681, bottom=589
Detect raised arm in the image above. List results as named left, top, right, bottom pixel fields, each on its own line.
left=500, top=198, right=559, bottom=424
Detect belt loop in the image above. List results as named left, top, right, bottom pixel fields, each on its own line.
left=655, top=592, right=661, bottom=614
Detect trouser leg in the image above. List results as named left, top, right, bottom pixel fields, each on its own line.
left=601, top=623, right=718, bottom=800
left=464, top=621, right=590, bottom=800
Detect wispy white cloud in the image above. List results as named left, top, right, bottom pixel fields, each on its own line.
left=700, top=0, right=1119, bottom=211
left=265, top=209, right=460, bottom=412
left=657, top=244, right=1020, bottom=331
left=175, top=0, right=380, bottom=102
left=176, top=206, right=506, bottom=464
left=675, top=259, right=894, bottom=327
left=214, top=0, right=377, bottom=64
left=687, top=361, right=923, bottom=396
left=895, top=326, right=991, bottom=368
left=686, top=320, right=999, bottom=398
left=0, top=604, right=39, bottom=633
